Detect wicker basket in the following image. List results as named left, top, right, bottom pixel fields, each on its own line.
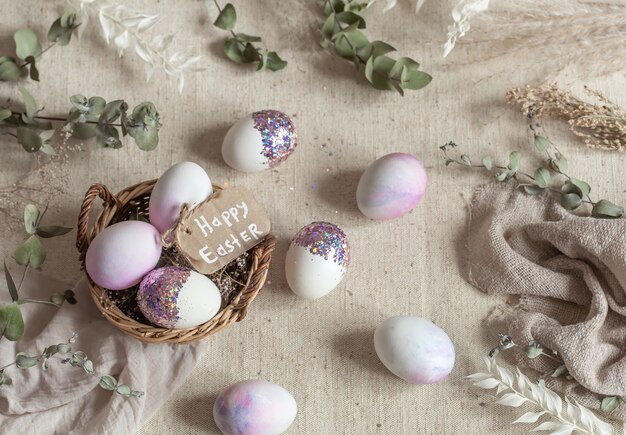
left=76, top=179, right=275, bottom=344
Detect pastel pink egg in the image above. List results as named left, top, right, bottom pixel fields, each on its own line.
left=85, top=221, right=162, bottom=290
left=213, top=380, right=297, bottom=435
left=356, top=153, right=427, bottom=220
left=374, top=316, right=455, bottom=384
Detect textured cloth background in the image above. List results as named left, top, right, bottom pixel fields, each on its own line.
left=467, top=182, right=626, bottom=420
left=0, top=275, right=207, bottom=434
left=0, top=0, right=625, bottom=434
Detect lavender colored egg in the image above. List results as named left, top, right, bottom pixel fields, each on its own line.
left=85, top=221, right=162, bottom=290
left=213, top=380, right=297, bottom=435
left=356, top=153, right=427, bottom=220
left=374, top=316, right=455, bottom=384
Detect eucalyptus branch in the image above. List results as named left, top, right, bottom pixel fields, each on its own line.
left=0, top=8, right=79, bottom=82
left=0, top=333, right=144, bottom=398
left=440, top=109, right=624, bottom=219
left=211, top=1, right=287, bottom=72
left=0, top=88, right=160, bottom=153
left=320, top=0, right=431, bottom=95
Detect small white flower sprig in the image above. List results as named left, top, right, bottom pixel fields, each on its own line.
left=76, top=0, right=204, bottom=93
left=467, top=355, right=615, bottom=435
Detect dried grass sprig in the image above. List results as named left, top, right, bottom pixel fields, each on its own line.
left=468, top=357, right=615, bottom=435
left=75, top=0, right=204, bottom=93
left=507, top=84, right=626, bottom=152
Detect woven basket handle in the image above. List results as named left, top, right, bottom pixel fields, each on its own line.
left=76, top=184, right=118, bottom=257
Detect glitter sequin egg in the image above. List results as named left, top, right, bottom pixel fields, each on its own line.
left=221, top=110, right=298, bottom=173
left=357, top=152, right=427, bottom=220
left=149, top=161, right=213, bottom=234
left=213, top=380, right=298, bottom=435
left=374, top=316, right=455, bottom=384
left=86, top=221, right=162, bottom=291
left=137, top=266, right=221, bottom=329
left=285, top=222, right=350, bottom=300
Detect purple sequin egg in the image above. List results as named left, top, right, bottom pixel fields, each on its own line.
left=285, top=222, right=350, bottom=299
left=137, top=266, right=221, bottom=329
left=222, top=110, right=298, bottom=173
left=357, top=153, right=427, bottom=220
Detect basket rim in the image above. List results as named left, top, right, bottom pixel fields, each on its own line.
left=77, top=180, right=275, bottom=344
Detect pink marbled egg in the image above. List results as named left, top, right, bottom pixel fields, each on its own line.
left=85, top=221, right=162, bottom=290
left=213, top=380, right=297, bottom=435
left=356, top=153, right=427, bottom=220
left=374, top=316, right=455, bottom=384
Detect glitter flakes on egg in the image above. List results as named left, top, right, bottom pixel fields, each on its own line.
left=137, top=266, right=222, bottom=329
left=285, top=222, right=350, bottom=300
left=222, top=110, right=298, bottom=173
left=252, top=110, right=297, bottom=168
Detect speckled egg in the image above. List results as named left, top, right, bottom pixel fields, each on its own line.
left=213, top=380, right=297, bottom=435
left=285, top=222, right=350, bottom=300
left=149, top=161, right=213, bottom=234
left=222, top=110, right=298, bottom=173
left=85, top=221, right=162, bottom=290
left=374, top=316, right=455, bottom=384
left=137, top=266, right=221, bottom=329
left=356, top=153, right=427, bottom=220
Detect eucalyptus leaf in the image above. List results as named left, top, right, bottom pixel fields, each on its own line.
left=508, top=151, right=522, bottom=172
left=524, top=185, right=545, bottom=195
left=335, top=11, right=366, bottom=29
left=551, top=153, right=568, bottom=172
left=223, top=38, right=247, bottom=64
left=0, top=108, right=11, bottom=121
left=482, top=156, right=493, bottom=170
left=364, top=55, right=395, bottom=90
left=495, top=171, right=508, bottom=182
left=0, top=59, right=21, bottom=81
left=214, top=3, right=236, bottom=30
left=561, top=193, right=583, bottom=211
left=460, top=155, right=471, bottom=166
left=23, top=204, right=40, bottom=234
left=36, top=225, right=72, bottom=238
left=534, top=168, right=551, bottom=188
left=39, top=143, right=57, bottom=156
left=0, top=302, right=24, bottom=341
left=128, top=125, right=158, bottom=151
left=18, top=86, right=38, bottom=118
left=61, top=8, right=77, bottom=28
left=525, top=343, right=542, bottom=359
left=70, top=95, right=90, bottom=112
left=116, top=384, right=132, bottom=396
left=16, top=127, right=42, bottom=153
left=4, top=261, right=18, bottom=302
left=99, top=374, right=117, bottom=390
left=14, top=28, right=41, bottom=61
left=39, top=129, right=55, bottom=141
left=83, top=359, right=94, bottom=374
left=15, top=352, right=38, bottom=368
left=235, top=33, right=262, bottom=43
left=50, top=293, right=65, bottom=305
left=601, top=397, right=621, bottom=413
left=389, top=57, right=419, bottom=80
left=570, top=178, right=591, bottom=196
left=264, top=51, right=287, bottom=71
left=534, top=135, right=550, bottom=152
left=400, top=68, right=431, bottom=90
left=27, top=58, right=39, bottom=81
left=592, top=199, right=624, bottom=219
left=13, top=235, right=46, bottom=268
left=57, top=343, right=71, bottom=354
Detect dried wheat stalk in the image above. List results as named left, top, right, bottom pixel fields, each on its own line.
left=507, top=84, right=626, bottom=151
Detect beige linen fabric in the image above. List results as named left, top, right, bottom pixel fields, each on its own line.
left=1, top=0, right=625, bottom=434
left=467, top=182, right=626, bottom=419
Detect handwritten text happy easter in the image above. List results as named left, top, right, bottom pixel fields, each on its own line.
left=193, top=201, right=263, bottom=265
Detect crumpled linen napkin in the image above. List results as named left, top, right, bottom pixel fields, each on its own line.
left=466, top=182, right=626, bottom=419
left=0, top=272, right=207, bottom=435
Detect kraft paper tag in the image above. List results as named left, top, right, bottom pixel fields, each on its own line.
left=175, top=186, right=271, bottom=274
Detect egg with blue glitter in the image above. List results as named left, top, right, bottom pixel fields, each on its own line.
left=285, top=222, right=350, bottom=300
left=222, top=110, right=298, bottom=173
left=137, top=266, right=221, bottom=329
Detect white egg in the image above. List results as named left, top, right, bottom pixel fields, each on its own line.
left=137, top=266, right=222, bottom=329
left=285, top=222, right=350, bottom=299
left=214, top=380, right=297, bottom=435
left=374, top=316, right=455, bottom=384
left=85, top=221, right=162, bottom=291
left=149, top=161, right=213, bottom=234
left=222, top=110, right=298, bottom=173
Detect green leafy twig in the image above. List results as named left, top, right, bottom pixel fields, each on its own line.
left=440, top=109, right=624, bottom=219
left=320, top=0, right=431, bottom=95
left=490, top=334, right=624, bottom=415
left=212, top=1, right=287, bottom=72
left=0, top=204, right=74, bottom=342
left=0, top=8, right=79, bottom=82
left=0, top=88, right=161, bottom=153
left=0, top=332, right=144, bottom=398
